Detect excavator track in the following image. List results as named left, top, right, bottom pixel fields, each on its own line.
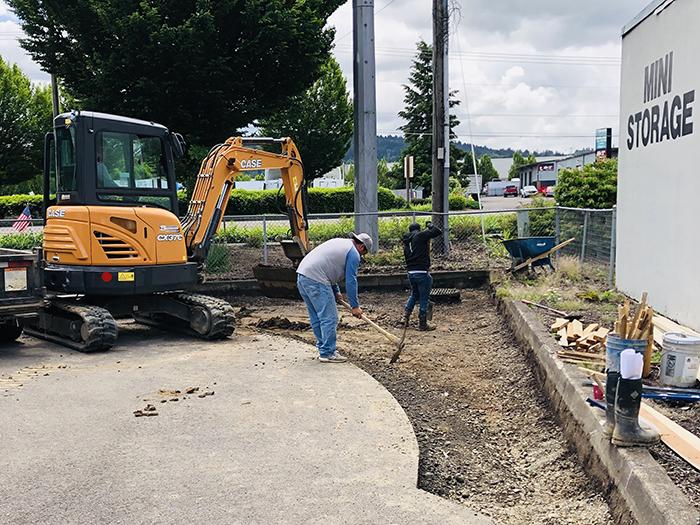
left=24, top=300, right=118, bottom=352
left=132, top=293, right=235, bottom=340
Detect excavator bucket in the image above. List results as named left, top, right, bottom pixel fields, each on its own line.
left=252, top=238, right=306, bottom=300
left=252, top=264, right=301, bottom=300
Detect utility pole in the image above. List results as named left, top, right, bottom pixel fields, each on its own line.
left=50, top=74, right=60, bottom=118
left=431, top=0, right=450, bottom=254
left=352, top=0, right=379, bottom=251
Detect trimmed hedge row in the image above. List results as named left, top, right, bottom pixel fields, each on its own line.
left=0, top=187, right=483, bottom=218
left=0, top=187, right=405, bottom=218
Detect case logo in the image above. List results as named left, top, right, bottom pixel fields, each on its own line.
left=47, top=209, right=66, bottom=218
left=240, top=159, right=262, bottom=169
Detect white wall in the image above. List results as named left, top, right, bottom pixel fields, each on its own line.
left=617, top=0, right=700, bottom=330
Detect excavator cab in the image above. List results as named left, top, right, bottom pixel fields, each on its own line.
left=45, top=111, right=183, bottom=214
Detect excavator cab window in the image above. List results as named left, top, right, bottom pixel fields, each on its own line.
left=96, top=131, right=172, bottom=210
left=56, top=126, right=77, bottom=193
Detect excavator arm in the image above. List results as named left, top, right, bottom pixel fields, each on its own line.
left=181, top=137, right=309, bottom=264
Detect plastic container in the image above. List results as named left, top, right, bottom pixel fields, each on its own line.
left=660, top=332, right=700, bottom=388
left=606, top=334, right=647, bottom=373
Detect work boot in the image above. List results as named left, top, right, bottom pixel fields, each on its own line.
left=402, top=309, right=412, bottom=327
left=612, top=377, right=660, bottom=447
left=603, top=371, right=620, bottom=438
left=418, top=312, right=435, bottom=331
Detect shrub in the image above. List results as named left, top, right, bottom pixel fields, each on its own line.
left=0, top=194, right=46, bottom=218
left=448, top=192, right=467, bottom=210
left=555, top=159, right=617, bottom=209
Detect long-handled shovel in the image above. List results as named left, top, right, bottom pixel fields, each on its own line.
left=338, top=300, right=405, bottom=360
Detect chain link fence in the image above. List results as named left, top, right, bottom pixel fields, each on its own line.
left=0, top=206, right=616, bottom=285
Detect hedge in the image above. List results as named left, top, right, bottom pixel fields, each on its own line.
left=0, top=187, right=406, bottom=218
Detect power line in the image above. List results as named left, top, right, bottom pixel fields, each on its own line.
left=335, top=45, right=621, bottom=66
left=334, top=0, right=400, bottom=43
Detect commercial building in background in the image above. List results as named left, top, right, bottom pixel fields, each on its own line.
left=617, top=0, right=700, bottom=330
left=516, top=147, right=618, bottom=190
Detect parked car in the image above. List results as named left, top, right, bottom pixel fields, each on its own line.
left=520, top=185, right=538, bottom=198
left=503, top=185, right=518, bottom=197
left=545, top=186, right=555, bottom=197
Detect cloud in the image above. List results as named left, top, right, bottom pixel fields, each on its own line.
left=0, top=2, right=10, bottom=17
left=327, top=0, right=643, bottom=153
left=0, top=19, right=50, bottom=83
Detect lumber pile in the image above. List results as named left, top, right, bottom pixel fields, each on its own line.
left=614, top=292, right=654, bottom=341
left=551, top=317, right=608, bottom=368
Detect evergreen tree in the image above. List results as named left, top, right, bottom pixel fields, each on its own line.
left=260, top=58, right=352, bottom=181
left=508, top=151, right=537, bottom=180
left=478, top=154, right=499, bottom=185
left=397, top=40, right=462, bottom=193
left=7, top=0, right=344, bottom=146
left=0, top=55, right=52, bottom=189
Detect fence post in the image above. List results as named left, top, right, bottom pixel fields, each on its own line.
left=580, top=211, right=589, bottom=262
left=608, top=206, right=617, bottom=288
left=554, top=207, right=561, bottom=245
left=516, top=209, right=530, bottom=237
left=262, top=215, right=268, bottom=264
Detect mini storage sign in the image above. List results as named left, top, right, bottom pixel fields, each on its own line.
left=626, top=51, right=695, bottom=149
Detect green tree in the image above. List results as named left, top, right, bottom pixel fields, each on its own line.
left=0, top=56, right=52, bottom=190
left=478, top=154, right=499, bottom=185
left=260, top=58, right=352, bottom=181
left=508, top=151, right=537, bottom=180
left=397, top=40, right=462, bottom=194
left=555, top=159, right=617, bottom=209
left=7, top=0, right=344, bottom=146
left=457, top=150, right=475, bottom=188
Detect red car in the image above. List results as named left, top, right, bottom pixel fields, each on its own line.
left=503, top=185, right=518, bottom=197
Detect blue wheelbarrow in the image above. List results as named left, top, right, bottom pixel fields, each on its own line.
left=502, top=237, right=576, bottom=272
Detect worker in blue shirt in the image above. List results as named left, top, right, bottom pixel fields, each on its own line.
left=296, top=233, right=373, bottom=363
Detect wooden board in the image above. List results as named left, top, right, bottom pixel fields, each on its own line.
left=551, top=318, right=569, bottom=332
left=640, top=403, right=700, bottom=472
left=593, top=327, right=610, bottom=342
left=570, top=319, right=584, bottom=338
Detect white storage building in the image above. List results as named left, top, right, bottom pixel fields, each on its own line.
left=617, top=0, right=700, bottom=330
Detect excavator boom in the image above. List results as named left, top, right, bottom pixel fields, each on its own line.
left=182, top=137, right=309, bottom=264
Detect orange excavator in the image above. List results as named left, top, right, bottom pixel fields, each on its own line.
left=25, top=110, right=309, bottom=351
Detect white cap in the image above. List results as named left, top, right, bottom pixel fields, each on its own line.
left=350, top=232, right=373, bottom=252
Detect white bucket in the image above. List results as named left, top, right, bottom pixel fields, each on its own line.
left=660, top=332, right=700, bottom=388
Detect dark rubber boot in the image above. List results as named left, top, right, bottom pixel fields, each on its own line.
left=603, top=371, right=620, bottom=438
left=612, top=377, right=660, bottom=447
left=418, top=312, right=435, bottom=331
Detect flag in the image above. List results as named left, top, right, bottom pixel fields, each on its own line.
left=12, top=205, right=31, bottom=233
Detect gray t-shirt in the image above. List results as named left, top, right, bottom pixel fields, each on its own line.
left=297, top=238, right=354, bottom=285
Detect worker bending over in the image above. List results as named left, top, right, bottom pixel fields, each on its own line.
left=296, top=233, right=372, bottom=363
left=402, top=221, right=442, bottom=331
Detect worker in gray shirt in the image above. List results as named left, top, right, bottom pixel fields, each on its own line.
left=296, top=233, right=372, bottom=363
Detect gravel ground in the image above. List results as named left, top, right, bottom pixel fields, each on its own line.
left=230, top=289, right=615, bottom=525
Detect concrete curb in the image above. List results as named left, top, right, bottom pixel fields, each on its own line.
left=498, top=298, right=699, bottom=525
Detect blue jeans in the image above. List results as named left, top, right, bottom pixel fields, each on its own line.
left=405, top=272, right=433, bottom=315
left=297, top=274, right=338, bottom=358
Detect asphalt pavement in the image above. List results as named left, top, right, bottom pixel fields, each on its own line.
left=0, top=324, right=495, bottom=525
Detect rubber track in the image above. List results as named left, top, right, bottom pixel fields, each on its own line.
left=174, top=293, right=235, bottom=339
left=24, top=301, right=118, bottom=352
left=133, top=293, right=235, bottom=340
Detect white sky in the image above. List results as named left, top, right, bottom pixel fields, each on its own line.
left=0, top=0, right=648, bottom=154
